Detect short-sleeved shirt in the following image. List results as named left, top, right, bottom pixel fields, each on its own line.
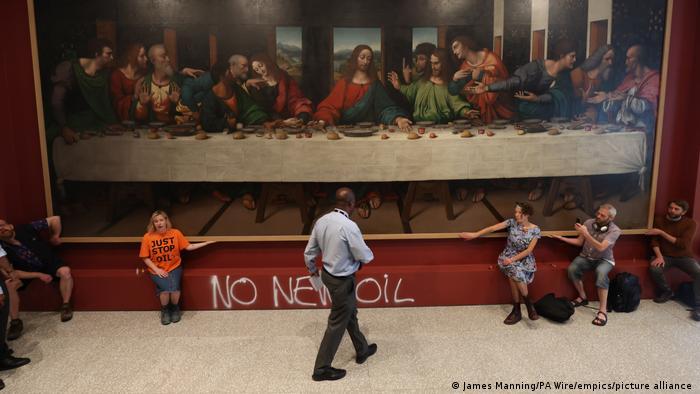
left=580, top=219, right=621, bottom=265
left=139, top=229, right=191, bottom=273
left=0, top=219, right=64, bottom=274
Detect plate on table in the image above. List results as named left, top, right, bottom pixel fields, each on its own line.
left=433, top=124, right=450, bottom=129
left=492, top=119, right=510, bottom=125
left=283, top=127, right=304, bottom=134
left=550, top=117, right=570, bottom=123
left=415, top=121, right=435, bottom=127
left=355, top=122, right=374, bottom=128
left=342, top=129, right=377, bottom=137
left=487, top=124, right=507, bottom=129
left=523, top=125, right=549, bottom=133
left=453, top=119, right=469, bottom=125
left=522, top=118, right=542, bottom=125
left=604, top=124, right=623, bottom=132
left=164, top=125, right=195, bottom=136
left=148, top=122, right=166, bottom=129
left=240, top=127, right=256, bottom=133
left=336, top=124, right=353, bottom=129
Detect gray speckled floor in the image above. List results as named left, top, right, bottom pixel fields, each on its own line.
left=3, top=300, right=699, bottom=393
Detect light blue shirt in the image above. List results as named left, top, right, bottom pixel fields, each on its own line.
left=304, top=209, right=374, bottom=277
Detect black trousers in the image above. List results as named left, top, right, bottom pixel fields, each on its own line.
left=0, top=281, right=9, bottom=357
left=313, top=270, right=369, bottom=372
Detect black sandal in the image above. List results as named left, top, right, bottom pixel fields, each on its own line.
left=571, top=297, right=589, bottom=307
left=592, top=311, right=608, bottom=326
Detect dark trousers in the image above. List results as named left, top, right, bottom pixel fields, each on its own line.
left=649, top=256, right=700, bottom=305
left=313, top=270, right=369, bottom=372
left=0, top=281, right=9, bottom=357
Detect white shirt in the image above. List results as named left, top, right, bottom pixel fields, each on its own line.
left=304, top=209, right=374, bottom=277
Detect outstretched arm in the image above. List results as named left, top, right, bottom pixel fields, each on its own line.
left=47, top=216, right=62, bottom=245
left=185, top=241, right=215, bottom=252
left=459, top=220, right=509, bottom=240
left=549, top=234, right=585, bottom=247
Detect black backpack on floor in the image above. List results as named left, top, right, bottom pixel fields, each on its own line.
left=607, top=272, right=641, bottom=312
left=534, top=293, right=575, bottom=322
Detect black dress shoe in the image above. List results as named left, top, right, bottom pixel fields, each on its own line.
left=356, top=343, right=377, bottom=364
left=0, top=356, right=31, bottom=371
left=0, top=378, right=4, bottom=390
left=312, top=367, right=346, bottom=381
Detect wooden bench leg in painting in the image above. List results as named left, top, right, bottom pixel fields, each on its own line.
left=255, top=182, right=271, bottom=223
left=292, top=182, right=310, bottom=224
left=438, top=180, right=456, bottom=220
left=543, top=177, right=562, bottom=217
left=579, top=176, right=594, bottom=217
left=400, top=181, right=418, bottom=231
left=107, top=183, right=119, bottom=222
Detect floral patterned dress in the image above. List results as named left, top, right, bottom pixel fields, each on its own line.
left=497, top=219, right=541, bottom=284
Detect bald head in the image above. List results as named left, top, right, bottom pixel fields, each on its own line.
left=335, top=187, right=356, bottom=210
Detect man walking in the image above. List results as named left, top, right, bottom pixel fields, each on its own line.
left=304, top=187, right=377, bottom=381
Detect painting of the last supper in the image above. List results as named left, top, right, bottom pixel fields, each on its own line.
left=33, top=0, right=668, bottom=238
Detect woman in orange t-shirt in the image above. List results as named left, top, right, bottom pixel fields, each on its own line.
left=139, top=211, right=214, bottom=325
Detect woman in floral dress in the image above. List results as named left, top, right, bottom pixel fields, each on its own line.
left=460, top=202, right=541, bottom=324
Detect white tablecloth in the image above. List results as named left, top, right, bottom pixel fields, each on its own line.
left=52, top=126, right=646, bottom=182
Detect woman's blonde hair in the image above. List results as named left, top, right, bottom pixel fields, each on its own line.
left=146, top=210, right=172, bottom=233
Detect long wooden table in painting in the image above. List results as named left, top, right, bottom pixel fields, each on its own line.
left=52, top=125, right=646, bottom=232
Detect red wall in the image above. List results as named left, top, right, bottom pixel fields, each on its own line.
left=2, top=0, right=699, bottom=310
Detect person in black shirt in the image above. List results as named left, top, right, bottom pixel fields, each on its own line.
left=0, top=216, right=74, bottom=336
left=0, top=246, right=32, bottom=384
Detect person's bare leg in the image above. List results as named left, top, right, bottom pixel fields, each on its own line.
left=170, top=291, right=181, bottom=305
left=597, top=288, right=608, bottom=314
left=159, top=292, right=170, bottom=306
left=508, top=278, right=521, bottom=303
left=7, top=280, right=20, bottom=320
left=57, top=267, right=73, bottom=303
left=515, top=281, right=529, bottom=298
left=572, top=280, right=587, bottom=301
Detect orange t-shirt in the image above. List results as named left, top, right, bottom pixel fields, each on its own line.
left=139, top=229, right=191, bottom=273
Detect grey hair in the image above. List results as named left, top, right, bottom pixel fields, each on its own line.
left=599, top=203, right=617, bottom=219
left=580, top=45, right=612, bottom=72
left=228, top=54, right=247, bottom=66
left=147, top=44, right=166, bottom=63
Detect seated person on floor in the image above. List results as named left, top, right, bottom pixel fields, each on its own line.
left=0, top=216, right=74, bottom=337
left=646, top=200, right=700, bottom=321
left=0, top=246, right=31, bottom=374
left=460, top=202, right=541, bottom=325
left=550, top=204, right=621, bottom=327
